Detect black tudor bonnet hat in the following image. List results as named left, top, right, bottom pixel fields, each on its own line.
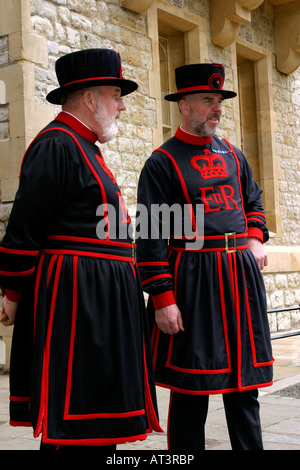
left=164, top=63, right=236, bottom=102
left=46, top=48, right=138, bottom=105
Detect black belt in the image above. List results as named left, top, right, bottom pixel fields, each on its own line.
left=169, top=232, right=248, bottom=253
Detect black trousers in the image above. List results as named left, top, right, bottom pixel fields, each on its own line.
left=168, top=389, right=263, bottom=450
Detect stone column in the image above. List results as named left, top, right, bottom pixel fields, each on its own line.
left=0, top=0, right=54, bottom=372
left=0, top=0, right=54, bottom=204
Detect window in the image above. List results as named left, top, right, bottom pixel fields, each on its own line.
left=237, top=57, right=260, bottom=183
left=236, top=40, right=281, bottom=235
left=159, top=33, right=184, bottom=141
left=159, top=37, right=172, bottom=142
left=147, top=3, right=207, bottom=146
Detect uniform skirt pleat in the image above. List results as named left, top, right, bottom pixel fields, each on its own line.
left=149, top=248, right=273, bottom=394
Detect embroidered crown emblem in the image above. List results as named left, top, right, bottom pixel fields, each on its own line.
left=190, top=149, right=228, bottom=179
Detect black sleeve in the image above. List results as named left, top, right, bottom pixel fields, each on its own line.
left=227, top=141, right=269, bottom=244
left=0, top=135, right=77, bottom=291
left=136, top=152, right=177, bottom=309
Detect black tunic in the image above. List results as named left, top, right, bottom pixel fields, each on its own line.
left=136, top=126, right=273, bottom=395
left=0, top=112, right=161, bottom=445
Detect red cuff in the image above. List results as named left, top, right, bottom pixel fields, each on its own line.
left=152, top=290, right=176, bottom=310
left=5, top=289, right=22, bottom=302
left=248, top=227, right=264, bottom=244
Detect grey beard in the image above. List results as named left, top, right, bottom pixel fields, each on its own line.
left=192, top=114, right=221, bottom=138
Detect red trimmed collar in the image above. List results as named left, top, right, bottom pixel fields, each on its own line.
left=55, top=112, right=98, bottom=143
left=175, top=126, right=213, bottom=146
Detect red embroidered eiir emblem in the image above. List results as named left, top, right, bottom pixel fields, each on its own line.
left=190, top=149, right=228, bottom=179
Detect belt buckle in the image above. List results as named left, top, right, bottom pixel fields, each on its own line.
left=225, top=232, right=236, bottom=253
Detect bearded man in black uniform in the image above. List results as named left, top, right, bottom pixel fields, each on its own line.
left=0, top=49, right=161, bottom=450
left=136, top=63, right=273, bottom=450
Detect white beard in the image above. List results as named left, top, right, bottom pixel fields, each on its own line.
left=94, top=101, right=118, bottom=143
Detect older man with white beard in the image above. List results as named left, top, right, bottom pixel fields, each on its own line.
left=0, top=48, right=162, bottom=451
left=61, top=84, right=124, bottom=144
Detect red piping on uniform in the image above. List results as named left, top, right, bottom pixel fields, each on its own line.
left=158, top=148, right=198, bottom=236
left=33, top=254, right=45, bottom=338
left=247, top=217, right=265, bottom=224
left=34, top=255, right=64, bottom=438
left=10, top=396, right=30, bottom=402
left=155, top=381, right=273, bottom=395
left=224, top=139, right=247, bottom=233
left=47, top=235, right=133, bottom=248
left=170, top=232, right=247, bottom=241
left=62, top=256, right=147, bottom=421
left=232, top=253, right=242, bottom=389
left=0, top=246, right=39, bottom=256
left=142, top=341, right=163, bottom=433
left=169, top=245, right=248, bottom=253
left=55, top=112, right=97, bottom=143
left=0, top=267, right=35, bottom=277
left=217, top=252, right=232, bottom=371
left=63, top=256, right=78, bottom=421
left=41, top=433, right=148, bottom=447
left=141, top=273, right=172, bottom=286
left=166, top=363, right=232, bottom=375
left=246, top=211, right=266, bottom=220
left=21, top=127, right=111, bottom=238
left=136, top=261, right=169, bottom=267
left=9, top=420, right=32, bottom=427
left=165, top=250, right=232, bottom=375
left=65, top=410, right=146, bottom=420
left=41, top=248, right=133, bottom=263
left=46, top=255, right=58, bottom=287
left=242, top=255, right=273, bottom=368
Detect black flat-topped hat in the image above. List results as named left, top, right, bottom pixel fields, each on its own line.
left=164, top=63, right=236, bottom=102
left=46, top=48, right=138, bottom=105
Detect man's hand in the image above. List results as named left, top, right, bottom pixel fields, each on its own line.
left=155, top=303, right=184, bottom=335
left=248, top=237, right=268, bottom=270
left=0, top=296, right=18, bottom=326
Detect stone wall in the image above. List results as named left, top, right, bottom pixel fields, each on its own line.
left=29, top=0, right=155, bottom=214
left=265, top=272, right=300, bottom=332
